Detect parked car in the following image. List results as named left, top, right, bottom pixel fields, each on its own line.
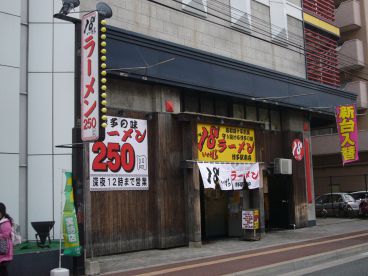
left=359, top=199, right=368, bottom=217
left=349, top=191, right=368, bottom=204
left=315, top=193, right=359, bottom=218
left=349, top=191, right=368, bottom=217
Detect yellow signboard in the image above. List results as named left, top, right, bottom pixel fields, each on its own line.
left=197, top=123, right=256, bottom=162
left=254, top=209, right=260, bottom=230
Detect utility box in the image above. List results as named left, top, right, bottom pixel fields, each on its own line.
left=241, top=209, right=261, bottom=241
left=274, top=158, right=292, bottom=174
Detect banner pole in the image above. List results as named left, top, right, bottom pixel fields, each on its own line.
left=60, top=169, right=66, bottom=268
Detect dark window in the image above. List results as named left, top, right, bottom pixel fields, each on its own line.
left=344, top=194, right=355, bottom=202
left=200, top=94, right=214, bottom=114
left=331, top=194, right=342, bottom=203
left=182, top=90, right=232, bottom=117
left=183, top=93, right=199, bottom=112
left=350, top=193, right=365, bottom=200
left=316, top=195, right=329, bottom=204
left=215, top=97, right=229, bottom=116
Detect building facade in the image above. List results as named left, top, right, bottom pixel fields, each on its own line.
left=312, top=0, right=368, bottom=196
left=1, top=0, right=357, bottom=273
left=0, top=0, right=77, bottom=241
left=76, top=0, right=354, bottom=258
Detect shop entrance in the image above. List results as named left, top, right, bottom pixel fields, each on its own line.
left=267, top=175, right=292, bottom=229
left=200, top=182, right=243, bottom=240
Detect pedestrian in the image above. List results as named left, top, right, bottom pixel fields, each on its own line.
left=0, top=203, right=13, bottom=276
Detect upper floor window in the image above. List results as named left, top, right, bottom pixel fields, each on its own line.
left=182, top=0, right=208, bottom=17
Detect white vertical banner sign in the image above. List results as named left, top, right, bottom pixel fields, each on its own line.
left=245, top=163, right=260, bottom=189
left=198, top=163, right=260, bottom=190
left=81, top=11, right=100, bottom=141
left=229, top=164, right=246, bottom=190
left=198, top=163, right=232, bottom=190
left=198, top=163, right=216, bottom=189
left=89, top=116, right=149, bottom=191
left=218, top=170, right=233, bottom=190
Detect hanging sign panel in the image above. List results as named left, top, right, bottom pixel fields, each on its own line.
left=197, top=123, right=256, bottom=162
left=89, top=116, right=149, bottom=191
left=81, top=11, right=100, bottom=141
left=198, top=163, right=260, bottom=190
left=335, top=105, right=359, bottom=165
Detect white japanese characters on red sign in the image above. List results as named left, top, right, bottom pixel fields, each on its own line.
left=292, top=139, right=304, bottom=161
left=81, top=11, right=100, bottom=141
left=89, top=116, right=149, bottom=191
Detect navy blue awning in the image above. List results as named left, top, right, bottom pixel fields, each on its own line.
left=106, top=26, right=355, bottom=115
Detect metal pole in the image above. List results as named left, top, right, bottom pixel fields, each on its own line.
left=59, top=170, right=65, bottom=268
left=365, top=174, right=367, bottom=193
left=53, top=13, right=82, bottom=275
left=330, top=176, right=333, bottom=211
left=72, top=20, right=84, bottom=275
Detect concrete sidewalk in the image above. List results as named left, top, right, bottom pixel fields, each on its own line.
left=87, top=218, right=368, bottom=275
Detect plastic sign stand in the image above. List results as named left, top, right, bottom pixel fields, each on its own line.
left=241, top=209, right=261, bottom=241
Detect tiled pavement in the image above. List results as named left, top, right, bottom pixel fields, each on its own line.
left=89, top=218, right=368, bottom=275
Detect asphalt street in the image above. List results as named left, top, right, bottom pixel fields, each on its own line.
left=304, top=255, right=368, bottom=276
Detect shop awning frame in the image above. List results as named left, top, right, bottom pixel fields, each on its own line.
left=106, top=26, right=356, bottom=115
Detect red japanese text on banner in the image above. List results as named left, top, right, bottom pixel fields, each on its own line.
left=81, top=11, right=100, bottom=141
left=335, top=104, right=359, bottom=165
left=197, top=123, right=256, bottom=162
left=198, top=163, right=260, bottom=190
left=89, top=116, right=149, bottom=191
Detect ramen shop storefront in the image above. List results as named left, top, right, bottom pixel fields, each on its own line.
left=180, top=115, right=265, bottom=245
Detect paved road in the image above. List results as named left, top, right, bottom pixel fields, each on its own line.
left=104, top=230, right=368, bottom=276
left=97, top=218, right=368, bottom=274
left=304, top=256, right=368, bottom=276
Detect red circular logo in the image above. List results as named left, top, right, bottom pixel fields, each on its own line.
left=292, top=139, right=304, bottom=161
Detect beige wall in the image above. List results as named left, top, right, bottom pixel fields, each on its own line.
left=109, top=79, right=181, bottom=113
left=314, top=155, right=368, bottom=195
left=312, top=129, right=368, bottom=155
left=281, top=110, right=305, bottom=132
left=81, top=0, right=306, bottom=78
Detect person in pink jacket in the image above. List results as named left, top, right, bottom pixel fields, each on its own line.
left=0, top=203, right=13, bottom=276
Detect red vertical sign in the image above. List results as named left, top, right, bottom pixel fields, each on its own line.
left=335, top=105, right=359, bottom=165
left=304, top=138, right=313, bottom=204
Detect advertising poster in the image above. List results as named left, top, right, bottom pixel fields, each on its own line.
left=335, top=105, right=359, bottom=165
left=242, top=209, right=260, bottom=230
left=81, top=11, right=100, bottom=141
left=242, top=210, right=254, bottom=230
left=89, top=116, right=149, bottom=191
left=63, top=172, right=81, bottom=256
left=197, top=123, right=256, bottom=162
left=198, top=163, right=260, bottom=190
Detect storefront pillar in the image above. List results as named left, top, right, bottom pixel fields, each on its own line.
left=188, top=165, right=202, bottom=247
left=258, top=165, right=266, bottom=234
left=242, top=165, right=265, bottom=240
left=182, top=121, right=202, bottom=247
